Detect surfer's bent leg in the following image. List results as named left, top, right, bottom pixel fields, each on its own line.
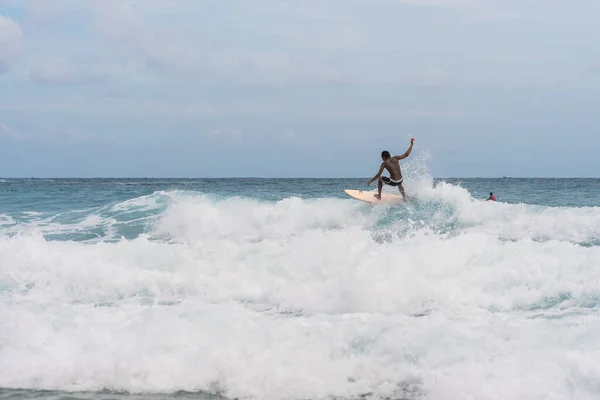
left=376, top=177, right=383, bottom=200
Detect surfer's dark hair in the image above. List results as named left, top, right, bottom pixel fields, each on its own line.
left=381, top=151, right=390, bottom=159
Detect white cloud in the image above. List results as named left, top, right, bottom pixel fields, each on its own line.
left=6, top=0, right=599, bottom=91
left=13, top=0, right=455, bottom=85
left=0, top=92, right=468, bottom=118
left=0, top=15, right=22, bottom=73
left=86, top=1, right=210, bottom=77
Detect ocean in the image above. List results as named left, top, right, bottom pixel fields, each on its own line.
left=1, top=174, right=600, bottom=400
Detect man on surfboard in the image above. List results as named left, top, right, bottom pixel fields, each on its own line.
left=367, top=138, right=415, bottom=200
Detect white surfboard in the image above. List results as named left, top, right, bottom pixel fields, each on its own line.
left=344, top=189, right=404, bottom=204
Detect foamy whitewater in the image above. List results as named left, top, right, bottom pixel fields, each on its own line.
left=1, top=172, right=600, bottom=399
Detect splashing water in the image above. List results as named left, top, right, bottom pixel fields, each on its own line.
left=1, top=173, right=600, bottom=400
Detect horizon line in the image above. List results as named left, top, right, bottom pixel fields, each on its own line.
left=2, top=176, right=600, bottom=180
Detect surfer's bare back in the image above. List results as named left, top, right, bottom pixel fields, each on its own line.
left=367, top=138, right=415, bottom=200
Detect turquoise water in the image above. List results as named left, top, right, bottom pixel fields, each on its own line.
left=2, top=176, right=600, bottom=400
left=2, top=177, right=599, bottom=242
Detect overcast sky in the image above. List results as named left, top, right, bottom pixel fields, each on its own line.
left=1, top=0, right=599, bottom=178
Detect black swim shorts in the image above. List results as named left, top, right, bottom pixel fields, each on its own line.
left=381, top=176, right=403, bottom=186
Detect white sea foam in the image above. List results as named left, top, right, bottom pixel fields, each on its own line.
left=0, top=214, right=15, bottom=227
left=0, top=192, right=168, bottom=242
left=409, top=178, right=600, bottom=244
left=1, top=185, right=600, bottom=399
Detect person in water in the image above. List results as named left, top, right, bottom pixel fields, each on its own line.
left=367, top=138, right=415, bottom=200
left=487, top=192, right=497, bottom=201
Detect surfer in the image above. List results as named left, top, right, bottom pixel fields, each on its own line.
left=487, top=192, right=497, bottom=201
left=367, top=138, right=415, bottom=200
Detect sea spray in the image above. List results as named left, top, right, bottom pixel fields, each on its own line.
left=1, top=177, right=600, bottom=400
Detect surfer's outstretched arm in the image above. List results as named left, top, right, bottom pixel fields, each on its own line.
left=367, top=163, right=385, bottom=185
left=394, top=138, right=415, bottom=160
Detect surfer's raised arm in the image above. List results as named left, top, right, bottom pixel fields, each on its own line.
left=367, top=163, right=385, bottom=186
left=394, top=138, right=415, bottom=160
